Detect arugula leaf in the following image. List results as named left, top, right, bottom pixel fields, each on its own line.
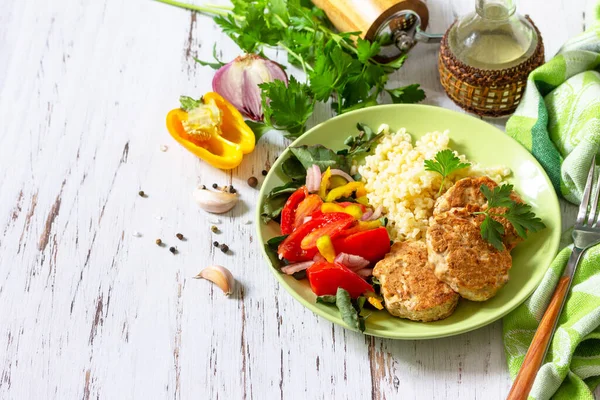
left=264, top=235, right=289, bottom=270
left=179, top=96, right=202, bottom=111
left=260, top=76, right=315, bottom=138
left=335, top=288, right=365, bottom=332
left=281, top=155, right=306, bottom=181
left=289, top=145, right=348, bottom=172
left=245, top=120, right=272, bottom=142
left=261, top=181, right=303, bottom=222
left=478, top=184, right=546, bottom=250
left=424, top=150, right=471, bottom=195
left=316, top=295, right=337, bottom=304
left=387, top=84, right=426, bottom=104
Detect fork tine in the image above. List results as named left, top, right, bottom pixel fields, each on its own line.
left=577, top=154, right=596, bottom=225
left=589, top=156, right=600, bottom=226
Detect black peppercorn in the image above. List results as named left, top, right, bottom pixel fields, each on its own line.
left=176, top=233, right=184, bottom=240
left=138, top=190, right=145, bottom=197
left=213, top=241, right=219, bottom=247
left=212, top=183, right=218, bottom=189
left=261, top=170, right=268, bottom=176
left=201, top=185, right=206, bottom=190
left=169, top=247, right=177, bottom=254
left=219, top=243, right=229, bottom=253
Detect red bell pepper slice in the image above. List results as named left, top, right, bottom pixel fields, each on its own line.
left=293, top=194, right=323, bottom=230
left=278, top=212, right=353, bottom=262
left=332, top=227, right=391, bottom=263
left=306, top=261, right=374, bottom=298
left=280, top=186, right=308, bottom=235
left=300, top=213, right=354, bottom=250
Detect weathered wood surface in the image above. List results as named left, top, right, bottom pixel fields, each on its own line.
left=0, top=0, right=596, bottom=399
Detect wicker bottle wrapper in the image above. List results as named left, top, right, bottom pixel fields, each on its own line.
left=438, top=16, right=545, bottom=118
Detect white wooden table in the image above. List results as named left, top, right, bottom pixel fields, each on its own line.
left=0, top=0, right=597, bottom=399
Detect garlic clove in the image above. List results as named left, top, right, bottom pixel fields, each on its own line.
left=193, top=187, right=238, bottom=214
left=194, top=265, right=234, bottom=295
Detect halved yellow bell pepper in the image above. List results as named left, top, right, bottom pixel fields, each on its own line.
left=325, top=182, right=367, bottom=202
left=166, top=92, right=255, bottom=170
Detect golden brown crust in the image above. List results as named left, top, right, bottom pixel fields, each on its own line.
left=374, top=241, right=459, bottom=322
left=426, top=209, right=512, bottom=301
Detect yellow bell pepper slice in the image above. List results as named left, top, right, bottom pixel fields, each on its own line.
left=316, top=235, right=336, bottom=263
left=356, top=196, right=369, bottom=206
left=329, top=175, right=348, bottom=189
left=325, top=182, right=366, bottom=202
left=319, top=167, right=332, bottom=199
left=166, top=92, right=255, bottom=170
left=366, top=294, right=384, bottom=310
left=321, top=203, right=363, bottom=220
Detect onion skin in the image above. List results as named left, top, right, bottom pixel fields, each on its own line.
left=330, top=169, right=354, bottom=182
left=212, top=54, right=288, bottom=121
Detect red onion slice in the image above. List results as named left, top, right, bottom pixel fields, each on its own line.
left=330, top=169, right=354, bottom=182
left=281, top=261, right=314, bottom=275
left=355, top=268, right=373, bottom=277
left=212, top=54, right=287, bottom=122
left=306, top=164, right=321, bottom=193
left=369, top=205, right=383, bottom=220
left=334, top=252, right=370, bottom=271
left=361, top=209, right=373, bottom=221
left=313, top=253, right=326, bottom=263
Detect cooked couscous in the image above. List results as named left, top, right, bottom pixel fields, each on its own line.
left=358, top=127, right=510, bottom=241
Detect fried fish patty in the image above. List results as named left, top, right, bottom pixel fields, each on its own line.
left=433, top=176, right=523, bottom=251
left=426, top=208, right=512, bottom=301
left=373, top=240, right=459, bottom=322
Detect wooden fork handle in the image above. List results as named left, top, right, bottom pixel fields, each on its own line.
left=506, top=276, right=571, bottom=400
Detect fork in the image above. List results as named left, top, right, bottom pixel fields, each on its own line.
left=507, top=155, right=600, bottom=400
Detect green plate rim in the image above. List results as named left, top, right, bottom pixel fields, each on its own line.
left=255, top=104, right=562, bottom=339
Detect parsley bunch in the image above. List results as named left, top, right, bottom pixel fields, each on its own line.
left=157, top=0, right=425, bottom=138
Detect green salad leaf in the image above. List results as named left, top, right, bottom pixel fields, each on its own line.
left=281, top=156, right=306, bottom=181
left=289, top=145, right=348, bottom=173
left=264, top=235, right=289, bottom=270
left=261, top=181, right=303, bottom=223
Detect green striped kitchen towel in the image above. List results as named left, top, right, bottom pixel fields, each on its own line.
left=505, top=6, right=600, bottom=205
left=503, top=6, right=600, bottom=400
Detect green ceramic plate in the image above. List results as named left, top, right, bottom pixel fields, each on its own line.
left=256, top=104, right=561, bottom=339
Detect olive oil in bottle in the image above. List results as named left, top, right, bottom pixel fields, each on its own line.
left=447, top=0, right=538, bottom=70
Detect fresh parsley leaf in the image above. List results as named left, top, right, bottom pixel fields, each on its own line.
left=480, top=216, right=506, bottom=251
left=424, top=150, right=471, bottom=195
left=179, top=96, right=202, bottom=111
left=260, top=76, right=315, bottom=138
left=342, top=123, right=382, bottom=158
left=478, top=184, right=546, bottom=250
left=193, top=43, right=226, bottom=70
left=289, top=145, right=348, bottom=172
left=481, top=184, right=515, bottom=209
left=380, top=54, right=407, bottom=70
left=502, top=201, right=546, bottom=238
left=245, top=120, right=272, bottom=142
left=386, top=84, right=426, bottom=104
left=356, top=38, right=381, bottom=63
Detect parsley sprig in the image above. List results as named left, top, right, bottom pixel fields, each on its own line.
left=424, top=151, right=546, bottom=250
left=424, top=149, right=471, bottom=196
left=476, top=184, right=546, bottom=251
left=156, top=0, right=426, bottom=138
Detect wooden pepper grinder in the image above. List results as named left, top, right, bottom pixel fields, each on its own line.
left=311, top=0, right=441, bottom=62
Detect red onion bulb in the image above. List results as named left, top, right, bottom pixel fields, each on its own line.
left=212, top=54, right=288, bottom=122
